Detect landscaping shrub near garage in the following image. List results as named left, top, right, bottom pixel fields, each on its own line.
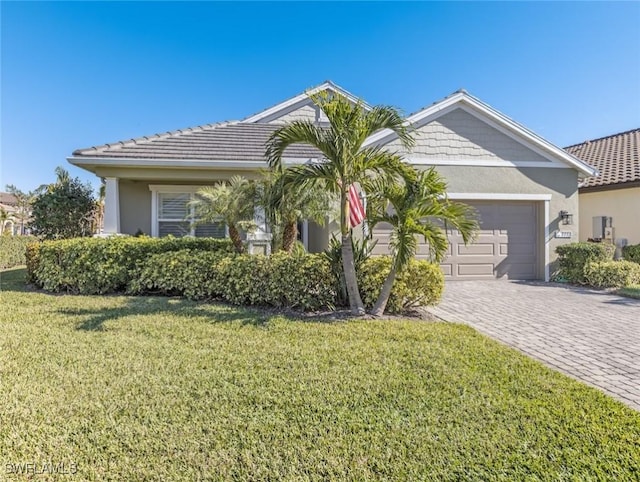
left=359, top=256, right=444, bottom=313
left=622, top=244, right=640, bottom=264
left=555, top=242, right=615, bottom=284
left=27, top=236, right=234, bottom=294
left=0, top=235, right=38, bottom=269
left=584, top=260, right=640, bottom=288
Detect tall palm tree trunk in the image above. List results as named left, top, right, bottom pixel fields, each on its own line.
left=371, top=263, right=398, bottom=316
left=341, top=233, right=364, bottom=314
left=228, top=225, right=245, bottom=253
left=282, top=220, right=298, bottom=253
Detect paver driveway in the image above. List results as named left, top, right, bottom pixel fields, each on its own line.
left=428, top=281, right=640, bottom=411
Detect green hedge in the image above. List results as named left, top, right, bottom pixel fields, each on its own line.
left=554, top=242, right=615, bottom=284
left=358, top=257, right=444, bottom=313
left=584, top=260, right=640, bottom=288
left=622, top=244, right=640, bottom=264
left=130, top=250, right=336, bottom=311
left=0, top=236, right=38, bottom=269
left=27, top=236, right=234, bottom=294
left=26, top=237, right=445, bottom=313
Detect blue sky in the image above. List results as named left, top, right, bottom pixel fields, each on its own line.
left=2, top=1, right=639, bottom=192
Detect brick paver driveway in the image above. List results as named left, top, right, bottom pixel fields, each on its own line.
left=428, top=281, right=640, bottom=411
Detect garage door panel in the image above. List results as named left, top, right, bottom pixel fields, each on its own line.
left=458, top=264, right=495, bottom=276
left=457, top=243, right=494, bottom=255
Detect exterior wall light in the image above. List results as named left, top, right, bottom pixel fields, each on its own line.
left=559, top=210, right=573, bottom=225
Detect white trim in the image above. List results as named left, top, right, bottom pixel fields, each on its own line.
left=242, top=81, right=371, bottom=123
left=103, top=177, right=120, bottom=234
left=363, top=91, right=597, bottom=178
left=446, top=193, right=552, bottom=201
left=544, top=199, right=550, bottom=282
left=149, top=184, right=205, bottom=193
left=408, top=158, right=569, bottom=169
left=302, top=220, right=309, bottom=251
left=68, top=156, right=316, bottom=170
left=150, top=188, right=158, bottom=237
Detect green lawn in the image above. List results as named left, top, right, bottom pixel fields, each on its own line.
left=1, top=267, right=639, bottom=481
left=619, top=284, right=640, bottom=300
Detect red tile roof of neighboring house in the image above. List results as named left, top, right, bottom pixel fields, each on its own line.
left=565, top=128, right=640, bottom=190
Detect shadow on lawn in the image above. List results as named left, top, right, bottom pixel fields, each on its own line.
left=59, top=298, right=274, bottom=332
left=0, top=267, right=32, bottom=292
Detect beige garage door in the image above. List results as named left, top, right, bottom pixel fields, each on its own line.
left=371, top=201, right=539, bottom=280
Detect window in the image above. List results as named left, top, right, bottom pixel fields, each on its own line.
left=155, top=191, right=225, bottom=238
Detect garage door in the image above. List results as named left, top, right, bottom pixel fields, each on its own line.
left=371, top=201, right=539, bottom=280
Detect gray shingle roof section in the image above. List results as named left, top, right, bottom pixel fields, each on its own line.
left=565, top=128, right=640, bottom=189
left=72, top=122, right=323, bottom=161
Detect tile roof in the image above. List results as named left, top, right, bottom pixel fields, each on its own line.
left=565, top=128, right=640, bottom=190
left=0, top=193, right=18, bottom=205
left=72, top=122, right=323, bottom=161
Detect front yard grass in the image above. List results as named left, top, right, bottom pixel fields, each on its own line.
left=618, top=284, right=640, bottom=299
left=1, top=267, right=639, bottom=480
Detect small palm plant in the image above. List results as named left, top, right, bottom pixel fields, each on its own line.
left=189, top=176, right=256, bottom=253
left=367, top=167, right=478, bottom=316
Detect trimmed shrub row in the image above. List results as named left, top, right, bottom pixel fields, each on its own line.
left=132, top=250, right=336, bottom=311
left=584, top=261, right=640, bottom=288
left=27, top=237, right=234, bottom=294
left=26, top=237, right=444, bottom=313
left=0, top=236, right=38, bottom=269
left=622, top=244, right=640, bottom=264
left=555, top=242, right=615, bottom=284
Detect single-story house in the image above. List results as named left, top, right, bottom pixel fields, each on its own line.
left=565, top=129, right=640, bottom=246
left=68, top=81, right=597, bottom=281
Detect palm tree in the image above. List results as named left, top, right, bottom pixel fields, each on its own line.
left=258, top=168, right=335, bottom=253
left=367, top=168, right=478, bottom=316
left=266, top=92, right=414, bottom=315
left=5, top=185, right=36, bottom=235
left=188, top=176, right=256, bottom=253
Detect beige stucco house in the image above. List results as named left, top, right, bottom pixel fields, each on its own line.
left=565, top=129, right=640, bottom=247
left=68, top=81, right=596, bottom=281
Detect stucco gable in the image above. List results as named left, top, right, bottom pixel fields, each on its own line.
left=365, top=91, right=597, bottom=176
left=243, top=80, right=370, bottom=124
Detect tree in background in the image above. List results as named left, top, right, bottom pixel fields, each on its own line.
left=30, top=167, right=95, bottom=239
left=4, top=185, right=38, bottom=235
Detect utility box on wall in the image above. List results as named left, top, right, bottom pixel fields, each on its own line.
left=592, top=216, right=613, bottom=240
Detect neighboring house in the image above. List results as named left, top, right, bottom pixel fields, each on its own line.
left=68, top=81, right=596, bottom=281
left=0, top=192, right=20, bottom=235
left=565, top=129, right=640, bottom=246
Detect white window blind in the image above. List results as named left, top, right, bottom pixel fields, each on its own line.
left=156, top=192, right=226, bottom=238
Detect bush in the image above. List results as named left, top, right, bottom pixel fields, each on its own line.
left=0, top=236, right=38, bottom=269
left=133, top=251, right=336, bottom=311
left=622, top=244, right=640, bottom=264
left=27, top=236, right=234, bottom=294
left=554, top=242, right=615, bottom=284
left=584, top=261, right=640, bottom=288
left=358, top=256, right=444, bottom=313
left=130, top=249, right=228, bottom=300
